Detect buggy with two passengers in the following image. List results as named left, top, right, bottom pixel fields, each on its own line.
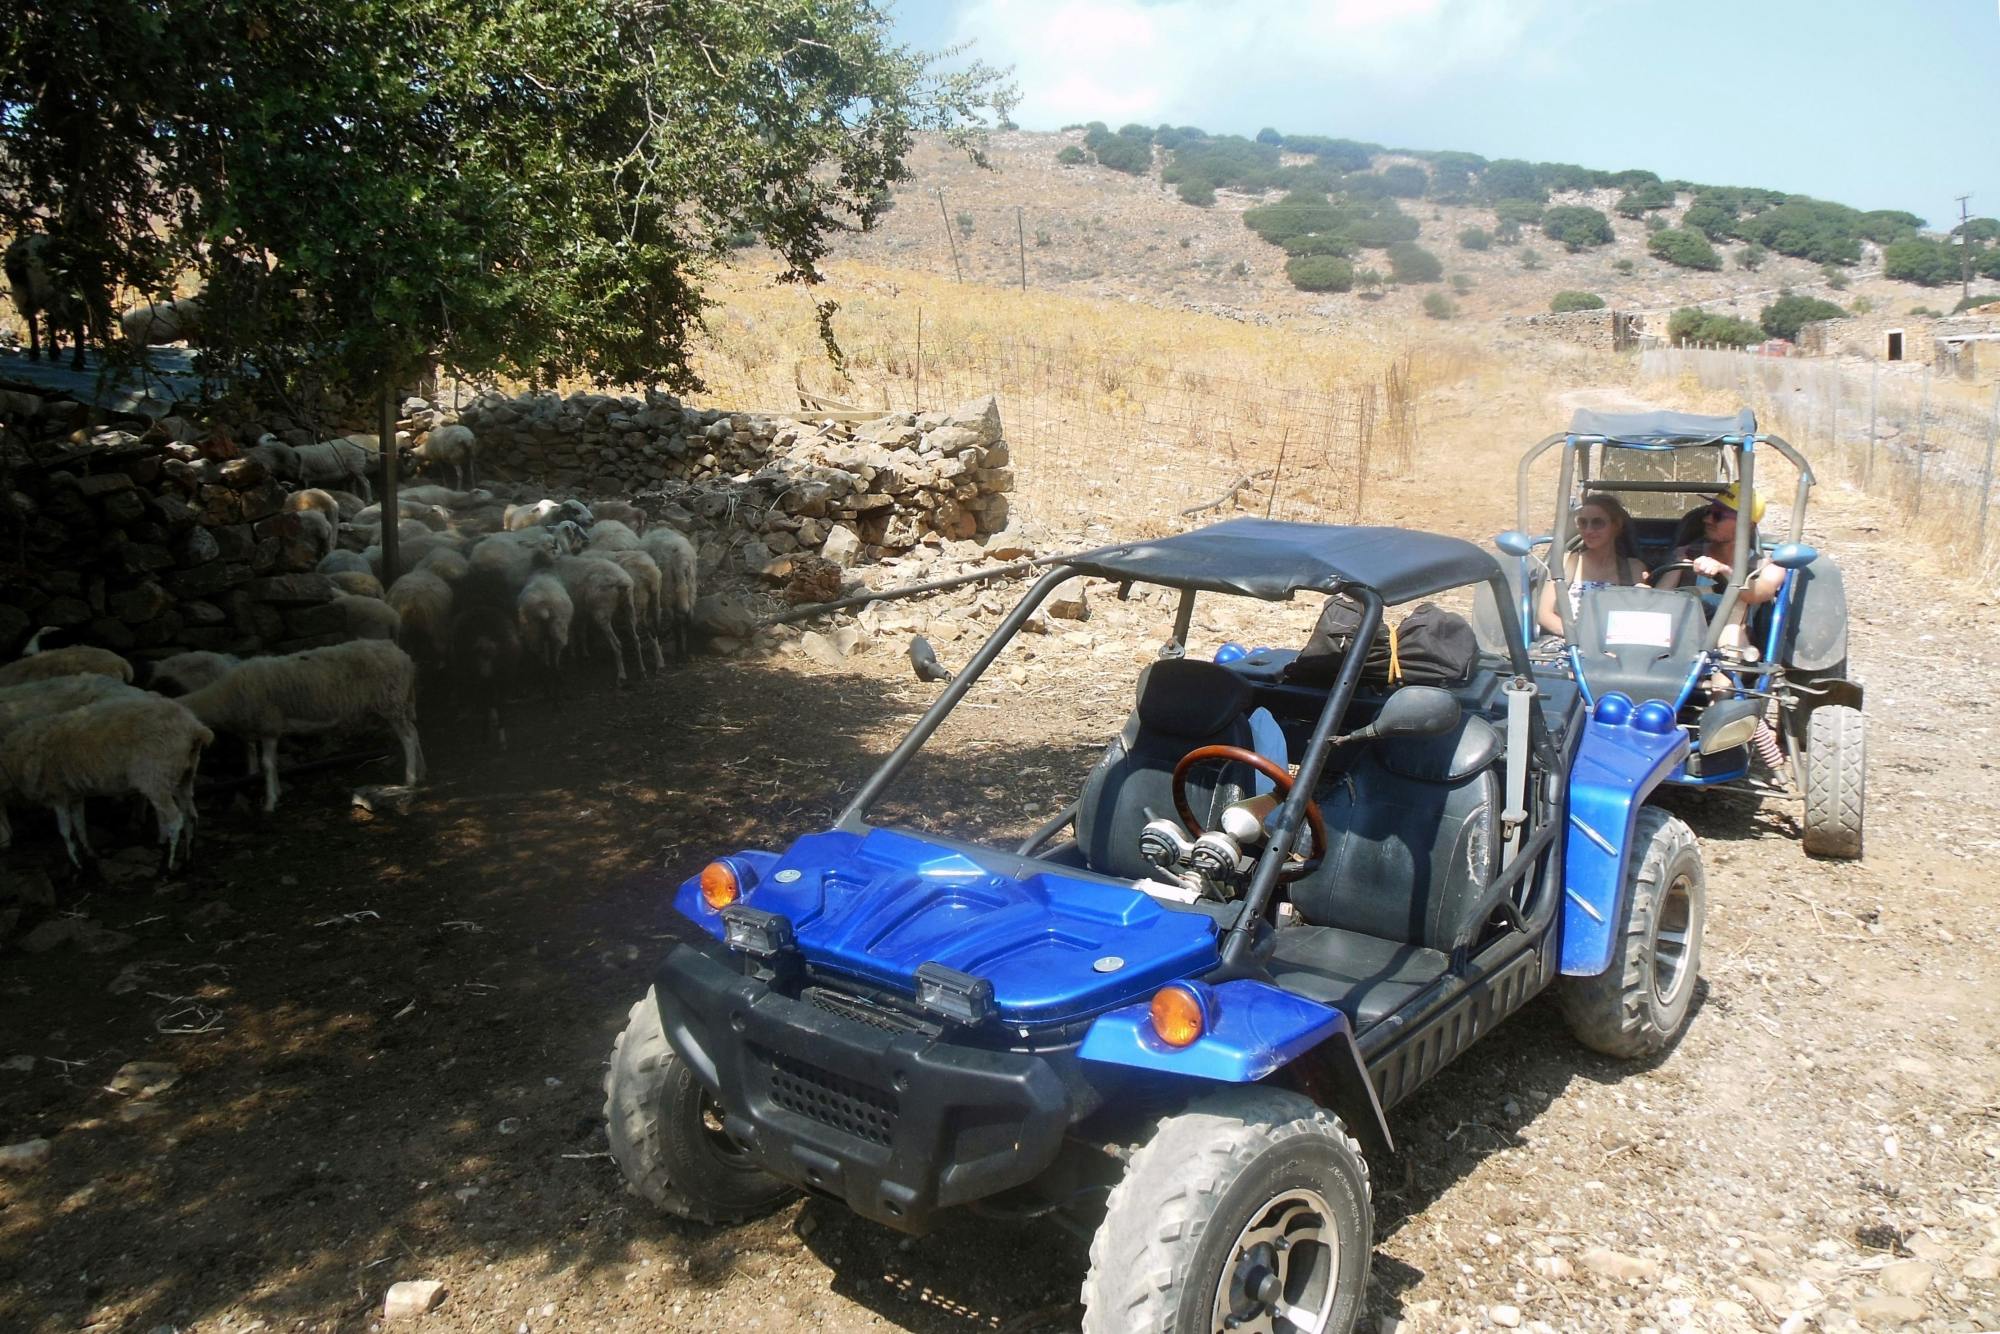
left=603, top=518, right=1708, bottom=1333
left=1490, top=408, right=1866, bottom=858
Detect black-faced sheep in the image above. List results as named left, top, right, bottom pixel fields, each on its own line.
left=178, top=638, right=423, bottom=812
left=0, top=692, right=212, bottom=869
left=0, top=643, right=135, bottom=689
left=415, top=423, right=478, bottom=489
left=446, top=569, right=523, bottom=746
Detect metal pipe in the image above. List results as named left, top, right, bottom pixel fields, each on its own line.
left=1706, top=437, right=1754, bottom=651
left=1167, top=588, right=1196, bottom=656
left=761, top=556, right=1066, bottom=626
left=1014, top=801, right=1079, bottom=857
left=1550, top=438, right=1578, bottom=641
left=836, top=567, right=1075, bottom=829
left=1515, top=433, right=1567, bottom=532
left=1219, top=589, right=1383, bottom=967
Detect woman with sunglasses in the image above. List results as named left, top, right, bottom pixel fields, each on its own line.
left=1536, top=493, right=1648, bottom=636
left=1655, top=483, right=1786, bottom=652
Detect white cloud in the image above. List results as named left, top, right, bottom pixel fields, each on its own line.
left=951, top=0, right=1563, bottom=129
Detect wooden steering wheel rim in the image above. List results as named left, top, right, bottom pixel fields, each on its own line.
left=1170, top=744, right=1328, bottom=882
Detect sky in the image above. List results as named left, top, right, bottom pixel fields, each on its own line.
left=892, top=0, right=2000, bottom=228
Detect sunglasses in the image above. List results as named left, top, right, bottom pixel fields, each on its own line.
left=1576, top=515, right=1614, bottom=530
left=1704, top=503, right=1738, bottom=519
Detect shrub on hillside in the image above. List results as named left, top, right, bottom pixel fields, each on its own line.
left=1612, top=258, right=1635, bottom=274
left=1425, top=151, right=1485, bottom=196
left=1760, top=293, right=1846, bottom=340
left=1979, top=249, right=2000, bottom=280
left=1543, top=206, right=1614, bottom=251
left=1551, top=290, right=1606, bottom=313
left=1681, top=201, right=1736, bottom=241
left=1953, top=292, right=2000, bottom=313
left=1388, top=241, right=1443, bottom=284
left=1493, top=198, right=1545, bottom=227
left=1667, top=307, right=1763, bottom=347
left=1850, top=296, right=1873, bottom=314
left=1380, top=164, right=1429, bottom=198
left=1459, top=226, right=1492, bottom=251
left=1649, top=228, right=1722, bottom=270
left=1281, top=232, right=1355, bottom=258
left=1494, top=218, right=1522, bottom=245
left=1451, top=273, right=1473, bottom=294
left=1422, top=292, right=1456, bottom=320
left=1177, top=179, right=1216, bottom=206
left=1281, top=135, right=1376, bottom=171
left=1616, top=181, right=1675, bottom=217
left=1356, top=268, right=1384, bottom=297
left=1286, top=255, right=1355, bottom=292
left=1057, top=145, right=1087, bottom=165
left=1256, top=127, right=1283, bottom=145
left=1481, top=159, right=1546, bottom=204
left=1822, top=264, right=1849, bottom=291
left=1165, top=134, right=1283, bottom=195
left=1520, top=248, right=1546, bottom=271
left=1738, top=242, right=1767, bottom=271
left=1344, top=210, right=1421, bottom=249
left=1882, top=237, right=1959, bottom=287
left=1084, top=122, right=1153, bottom=175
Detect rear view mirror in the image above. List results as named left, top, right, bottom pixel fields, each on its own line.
left=1351, top=685, right=1462, bottom=744
left=1494, top=530, right=1547, bottom=558
left=1770, top=542, right=1818, bottom=570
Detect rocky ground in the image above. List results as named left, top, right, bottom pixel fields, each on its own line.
left=1, top=398, right=1997, bottom=1334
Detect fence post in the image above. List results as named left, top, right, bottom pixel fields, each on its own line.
left=914, top=308, right=923, bottom=411
left=1978, top=383, right=2000, bottom=553
left=1914, top=366, right=1931, bottom=517
left=1016, top=207, right=1027, bottom=293
left=1867, top=363, right=1878, bottom=486
left=936, top=189, right=963, bottom=284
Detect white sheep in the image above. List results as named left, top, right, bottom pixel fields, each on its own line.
left=639, top=526, right=699, bottom=658
left=287, top=487, right=342, bottom=530
left=400, top=484, right=492, bottom=509
left=335, top=593, right=400, bottom=642
left=244, top=434, right=302, bottom=484
left=328, top=570, right=386, bottom=599
left=0, top=643, right=135, bottom=689
left=386, top=569, right=454, bottom=668
left=0, top=673, right=146, bottom=737
left=119, top=295, right=203, bottom=346
left=178, top=639, right=422, bottom=812
left=586, top=518, right=641, bottom=553
left=413, top=547, right=470, bottom=583
left=516, top=572, right=574, bottom=698
left=317, top=549, right=372, bottom=577
left=600, top=549, right=666, bottom=673
left=294, top=437, right=376, bottom=501
left=468, top=530, right=557, bottom=591
left=292, top=507, right=335, bottom=558
left=0, top=692, right=212, bottom=869
left=503, top=498, right=593, bottom=531
left=587, top=500, right=646, bottom=529
left=353, top=498, right=449, bottom=531
left=327, top=489, right=367, bottom=519
left=415, top=423, right=478, bottom=489
left=143, top=651, right=241, bottom=699
left=555, top=554, right=642, bottom=685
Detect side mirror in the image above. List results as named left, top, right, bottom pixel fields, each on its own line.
left=1770, top=542, right=1818, bottom=570
left=1698, top=697, right=1765, bottom=755
left=1351, top=685, right=1462, bottom=744
left=1494, top=530, right=1542, bottom=558
left=907, top=635, right=953, bottom=684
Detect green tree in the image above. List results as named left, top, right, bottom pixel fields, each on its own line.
left=1738, top=243, right=1768, bottom=271
left=1615, top=181, right=1675, bottom=218
left=1494, top=218, right=1522, bottom=245
left=1649, top=228, right=1723, bottom=270
left=1285, top=255, right=1354, bottom=292
left=1520, top=248, right=1546, bottom=271
left=1255, top=126, right=1284, bottom=145
left=1356, top=267, right=1385, bottom=297
left=1550, top=291, right=1606, bottom=313
left=1681, top=201, right=1737, bottom=241
left=1176, top=180, right=1216, bottom=206
left=1612, top=258, right=1635, bottom=274
left=1882, top=237, right=1960, bottom=286
left=1667, top=308, right=1763, bottom=347
left=1421, top=291, right=1456, bottom=319
left=1542, top=206, right=1615, bottom=251
left=1458, top=226, right=1492, bottom=251
left=1379, top=164, right=1428, bottom=198
left=1493, top=198, right=1545, bottom=227
left=1057, top=145, right=1088, bottom=165
left=1450, top=273, right=1473, bottom=294
left=1760, top=293, right=1846, bottom=340
left=1387, top=241, right=1443, bottom=284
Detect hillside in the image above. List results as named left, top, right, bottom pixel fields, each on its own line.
left=823, top=129, right=1991, bottom=334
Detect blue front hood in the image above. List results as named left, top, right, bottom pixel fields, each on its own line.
left=674, top=828, right=1219, bottom=1026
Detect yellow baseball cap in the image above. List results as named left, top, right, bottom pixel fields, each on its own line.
left=1715, top=482, right=1765, bottom=523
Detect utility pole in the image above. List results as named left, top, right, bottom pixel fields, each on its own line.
left=1957, top=193, right=1974, bottom=304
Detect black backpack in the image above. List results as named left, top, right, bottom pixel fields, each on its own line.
left=1284, top=597, right=1477, bottom=688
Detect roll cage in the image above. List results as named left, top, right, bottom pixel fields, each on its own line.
left=1515, top=408, right=1816, bottom=651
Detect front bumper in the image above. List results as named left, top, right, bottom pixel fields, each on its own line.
left=652, top=941, right=1073, bottom=1233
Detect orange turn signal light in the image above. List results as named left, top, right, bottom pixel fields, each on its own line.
left=1149, top=984, right=1206, bottom=1048
left=698, top=861, right=740, bottom=911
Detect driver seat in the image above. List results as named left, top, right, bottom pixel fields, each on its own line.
left=1074, top=659, right=1261, bottom=881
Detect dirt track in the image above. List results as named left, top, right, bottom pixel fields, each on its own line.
left=2, top=472, right=1998, bottom=1333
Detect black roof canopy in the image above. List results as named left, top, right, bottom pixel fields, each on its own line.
left=1566, top=407, right=1757, bottom=445
left=1061, top=518, right=1502, bottom=604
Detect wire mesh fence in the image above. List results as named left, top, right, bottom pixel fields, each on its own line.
left=1639, top=347, right=2000, bottom=578
left=705, top=314, right=1431, bottom=538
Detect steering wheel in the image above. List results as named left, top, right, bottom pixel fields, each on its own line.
left=1170, top=745, right=1328, bottom=882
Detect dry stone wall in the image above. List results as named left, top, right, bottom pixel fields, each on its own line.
left=0, top=387, right=344, bottom=661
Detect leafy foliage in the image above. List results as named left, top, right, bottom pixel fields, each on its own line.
left=1520, top=248, right=1545, bottom=271
left=1760, top=293, right=1847, bottom=340
left=1494, top=218, right=1522, bottom=245
left=1953, top=292, right=2000, bottom=313
left=1387, top=241, right=1442, bottom=284
left=1421, top=292, right=1456, bottom=319
left=1952, top=217, right=2000, bottom=243
left=1493, top=198, right=1545, bottom=226
left=1255, top=127, right=1284, bottom=145
left=1481, top=159, right=1546, bottom=204
left=1281, top=135, right=1378, bottom=172
left=1280, top=232, right=1355, bottom=258
left=1979, top=249, right=2000, bottom=281
left=1057, top=145, right=1088, bottom=165
left=1615, top=181, right=1675, bottom=217
left=1285, top=255, right=1354, bottom=292
left=1083, top=123, right=1153, bottom=174
left=1176, top=180, right=1216, bottom=206
left=1550, top=291, right=1606, bottom=313
left=1649, top=228, right=1723, bottom=271
left=1542, top=206, right=1615, bottom=251
left=1681, top=201, right=1737, bottom=242
left=1882, top=237, right=1961, bottom=287
left=1667, top=308, right=1764, bottom=347
left=1458, top=227, right=1492, bottom=251
left=1738, top=243, right=1768, bottom=271
left=1612, top=258, right=1635, bottom=274
left=1379, top=164, right=1429, bottom=198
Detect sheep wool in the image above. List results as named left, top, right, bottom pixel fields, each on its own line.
left=178, top=638, right=423, bottom=812
left=144, top=650, right=242, bottom=699
left=386, top=570, right=454, bottom=668
left=0, top=645, right=135, bottom=689
left=0, top=674, right=146, bottom=738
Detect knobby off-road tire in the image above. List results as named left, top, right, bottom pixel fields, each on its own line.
left=1558, top=806, right=1705, bottom=1060
left=1801, top=704, right=1865, bottom=860
left=602, top=986, right=796, bottom=1224
left=1081, top=1087, right=1372, bottom=1334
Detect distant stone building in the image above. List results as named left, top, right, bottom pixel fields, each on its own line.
left=1798, top=306, right=2000, bottom=381
left=1510, top=309, right=1638, bottom=353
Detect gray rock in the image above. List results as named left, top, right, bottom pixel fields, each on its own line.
left=801, top=627, right=862, bottom=667
left=383, top=1280, right=446, bottom=1321
left=108, top=1061, right=180, bottom=1098
left=0, top=1138, right=51, bottom=1171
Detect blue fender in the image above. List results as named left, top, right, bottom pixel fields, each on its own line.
left=1077, top=979, right=1347, bottom=1083
left=1560, top=694, right=1689, bottom=976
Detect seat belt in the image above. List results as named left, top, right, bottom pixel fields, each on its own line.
left=1501, top=674, right=1536, bottom=866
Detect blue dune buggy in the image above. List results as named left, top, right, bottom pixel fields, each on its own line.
left=1491, top=408, right=1865, bottom=858
left=604, top=519, right=1708, bottom=1333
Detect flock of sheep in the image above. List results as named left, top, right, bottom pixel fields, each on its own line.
left=0, top=431, right=704, bottom=875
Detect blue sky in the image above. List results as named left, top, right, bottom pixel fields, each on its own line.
left=893, top=0, right=2000, bottom=228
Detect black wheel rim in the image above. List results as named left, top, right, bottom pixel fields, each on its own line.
left=1210, top=1187, right=1338, bottom=1333
left=695, top=1091, right=754, bottom=1169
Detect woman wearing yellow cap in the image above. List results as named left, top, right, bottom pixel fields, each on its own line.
left=1655, top=481, right=1785, bottom=647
